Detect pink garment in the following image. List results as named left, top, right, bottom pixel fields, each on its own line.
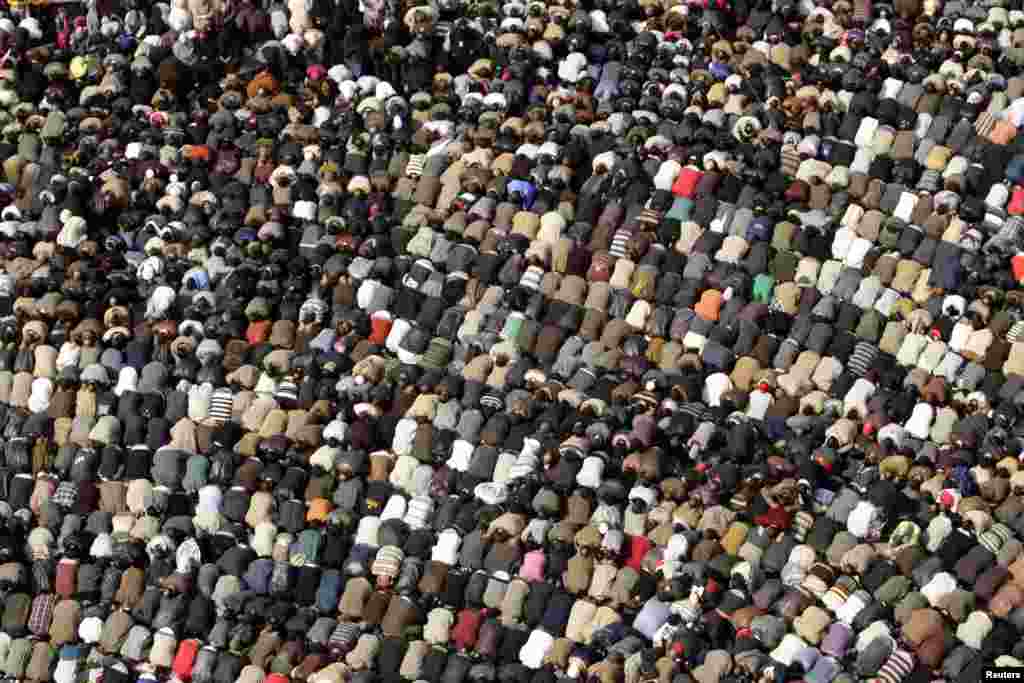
left=519, top=550, right=546, bottom=582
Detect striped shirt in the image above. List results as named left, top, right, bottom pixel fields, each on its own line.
left=208, top=387, right=234, bottom=424
left=372, top=545, right=405, bottom=578
left=678, top=402, right=713, bottom=424
left=847, top=341, right=878, bottom=378
left=405, top=496, right=434, bottom=530
left=518, top=265, right=545, bottom=291
left=610, top=228, right=634, bottom=260
left=876, top=649, right=915, bottom=683
left=330, top=622, right=361, bottom=650
left=405, top=154, right=426, bottom=178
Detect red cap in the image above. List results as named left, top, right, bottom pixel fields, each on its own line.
left=671, top=642, right=685, bottom=657
left=758, top=382, right=771, bottom=393
left=755, top=506, right=792, bottom=530
left=696, top=463, right=708, bottom=473
left=863, top=422, right=875, bottom=437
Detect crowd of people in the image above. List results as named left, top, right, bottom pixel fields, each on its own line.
left=0, top=0, right=1022, bottom=681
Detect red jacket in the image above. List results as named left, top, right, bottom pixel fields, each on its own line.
left=173, top=639, right=200, bottom=680
left=55, top=558, right=79, bottom=600
left=671, top=167, right=703, bottom=199
left=451, top=608, right=483, bottom=651
left=1009, top=187, right=1024, bottom=215
left=626, top=535, right=653, bottom=571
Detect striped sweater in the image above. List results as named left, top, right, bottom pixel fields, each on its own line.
left=847, top=341, right=878, bottom=378
left=875, top=649, right=915, bottom=683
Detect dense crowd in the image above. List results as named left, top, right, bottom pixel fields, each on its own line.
left=0, top=0, right=1023, bottom=682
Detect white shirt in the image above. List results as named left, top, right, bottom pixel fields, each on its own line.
left=446, top=439, right=474, bottom=473
left=577, top=456, right=605, bottom=489
left=431, top=529, right=462, bottom=565
left=703, top=373, right=733, bottom=407
left=519, top=630, right=555, bottom=669
left=922, top=572, right=959, bottom=607
left=355, top=516, right=381, bottom=547
left=747, top=390, right=774, bottom=421
left=846, top=501, right=879, bottom=539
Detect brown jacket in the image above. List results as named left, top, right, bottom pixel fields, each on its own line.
left=99, top=609, right=133, bottom=654
left=115, top=568, right=145, bottom=609
left=902, top=608, right=944, bottom=647
left=49, top=599, right=80, bottom=646
left=26, top=641, right=52, bottom=683
left=339, top=576, right=372, bottom=619
left=418, top=561, right=448, bottom=597
left=381, top=594, right=420, bottom=638
left=564, top=554, right=595, bottom=595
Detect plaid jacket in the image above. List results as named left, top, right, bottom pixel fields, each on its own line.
left=28, top=593, right=56, bottom=637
